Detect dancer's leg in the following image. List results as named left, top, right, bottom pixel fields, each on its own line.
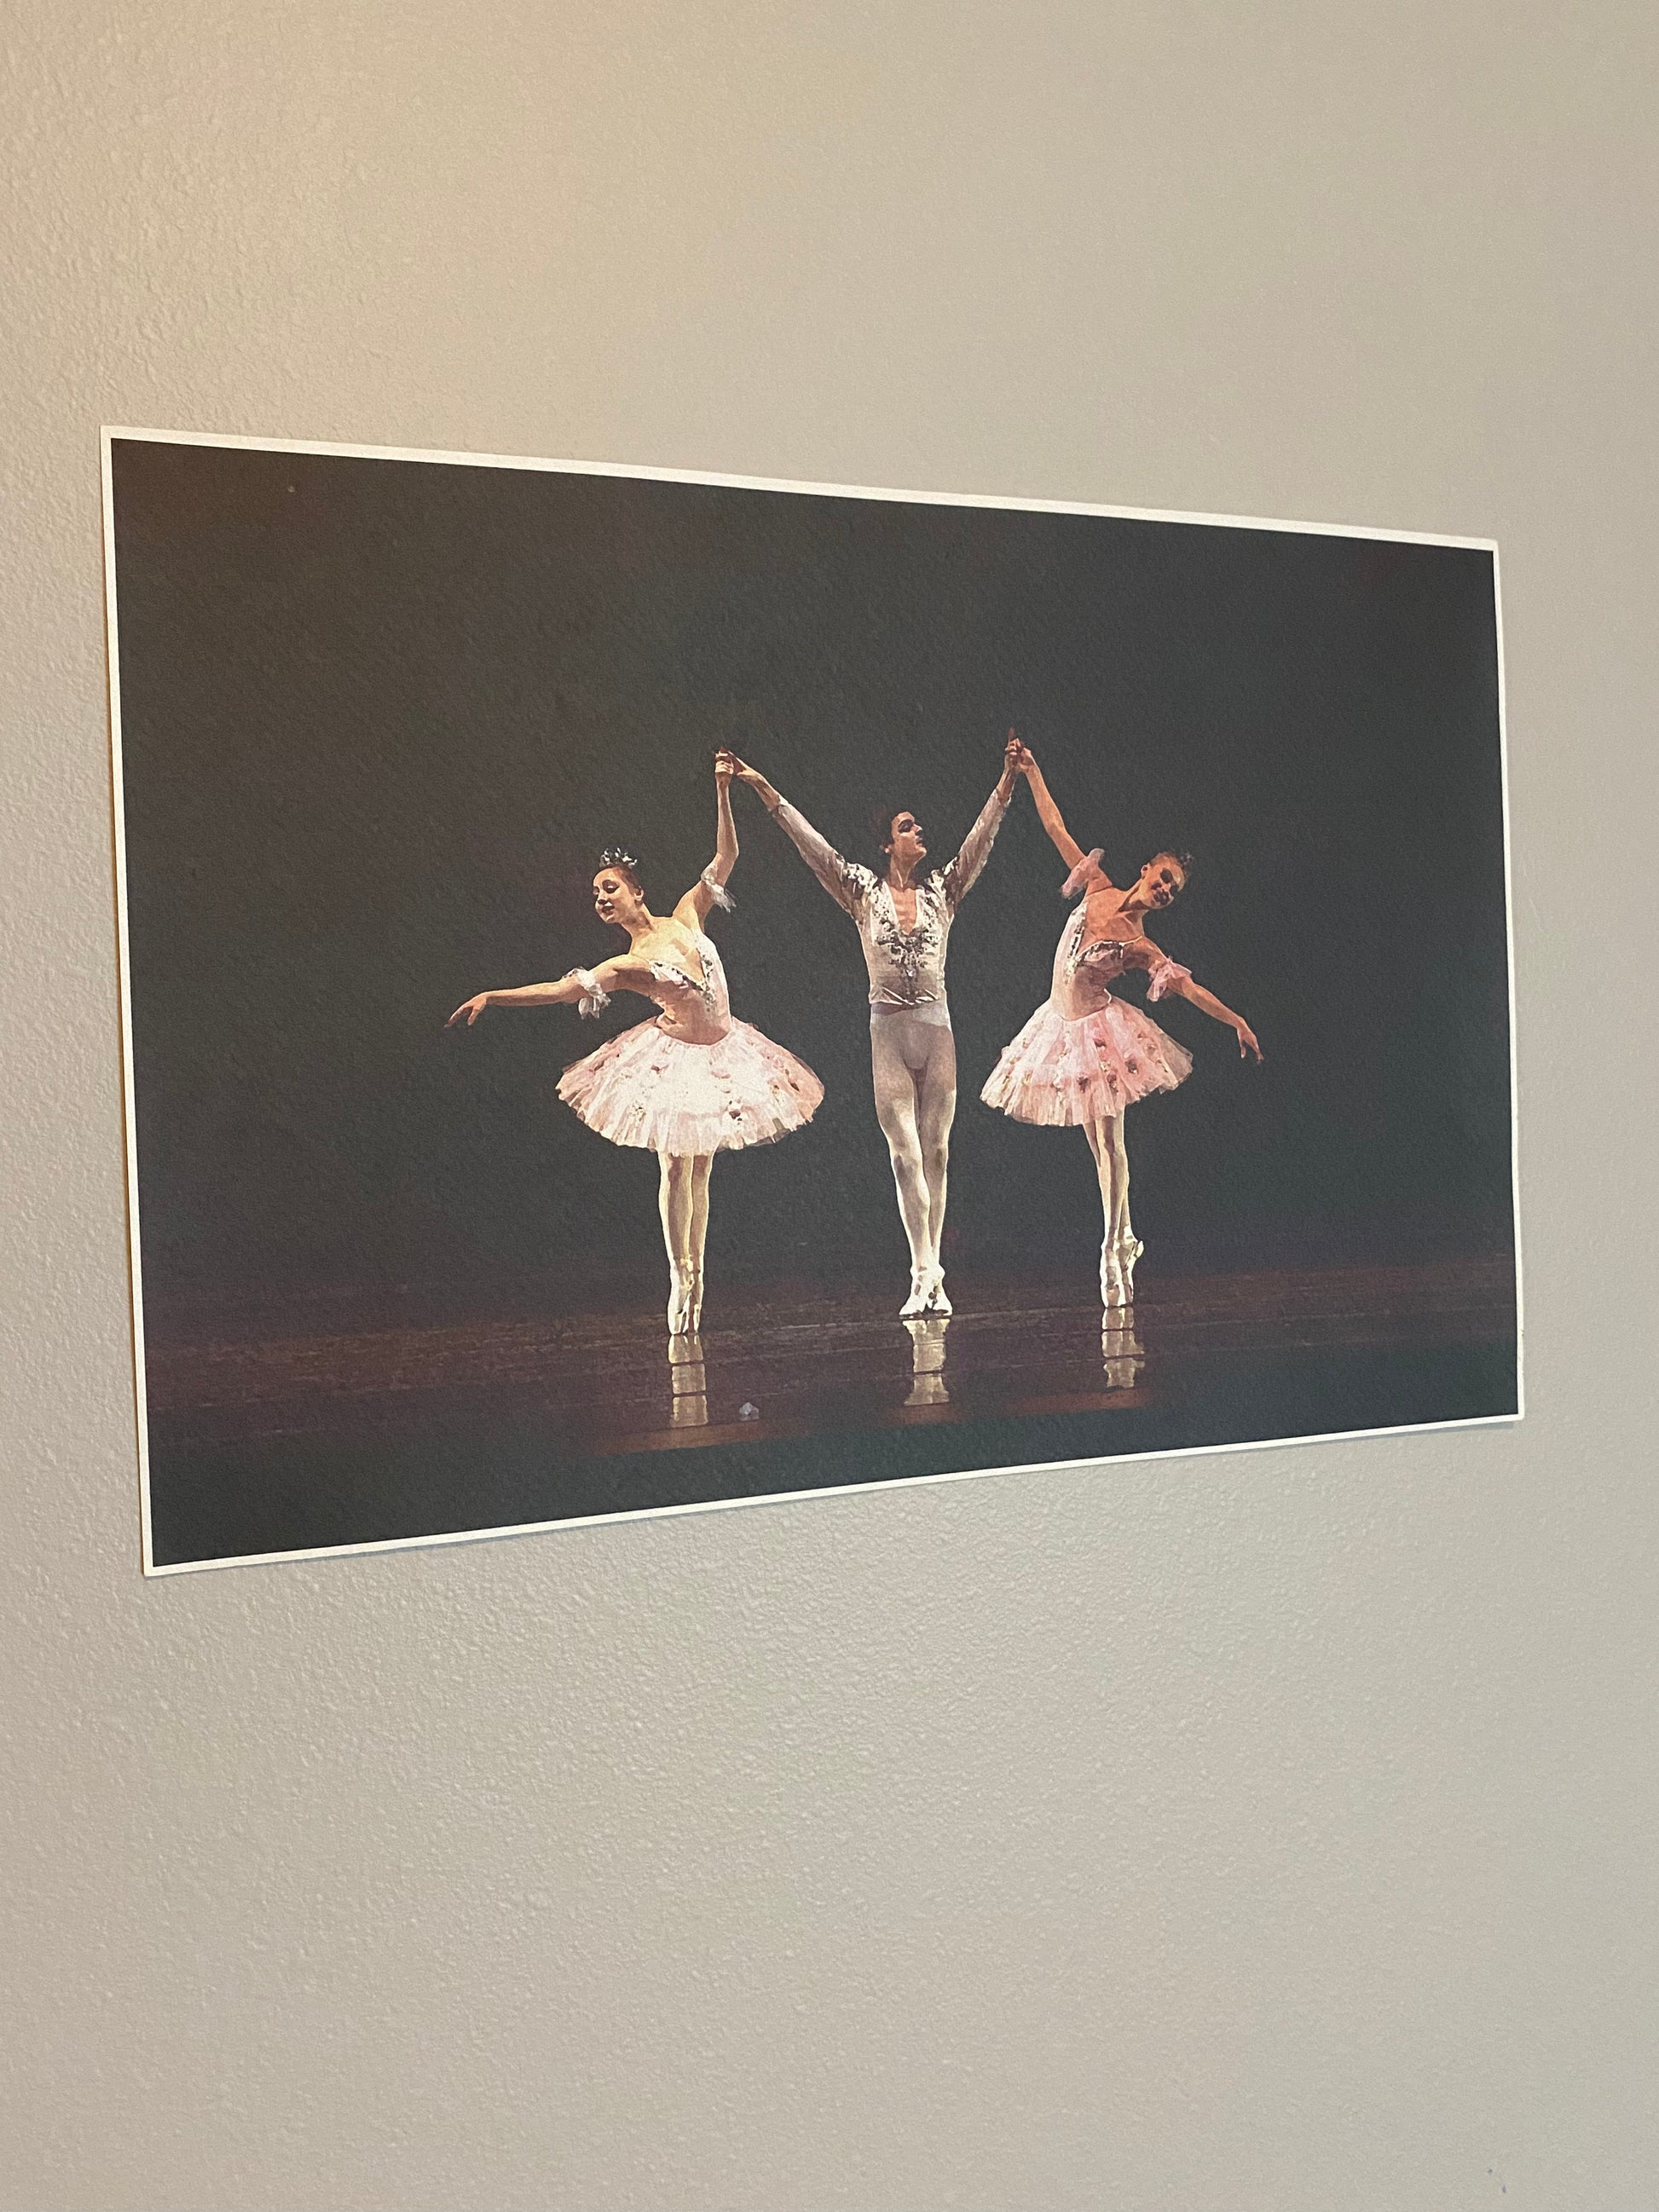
left=657, top=1152, right=697, bottom=1331
left=688, top=1155, right=713, bottom=1270
left=915, top=1025, right=958, bottom=1272
left=1082, top=1116, right=1110, bottom=1266
left=1106, top=1117, right=1142, bottom=1297
left=1084, top=1115, right=1129, bottom=1305
left=914, top=1024, right=958, bottom=1309
left=870, top=1018, right=934, bottom=1303
left=687, top=1155, right=714, bottom=1329
left=657, top=1153, right=696, bottom=1268
left=1106, top=1117, right=1131, bottom=1247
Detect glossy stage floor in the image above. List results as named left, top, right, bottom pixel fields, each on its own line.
left=142, top=1251, right=1519, bottom=1568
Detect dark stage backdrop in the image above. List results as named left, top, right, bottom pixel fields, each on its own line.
left=111, top=440, right=1511, bottom=1313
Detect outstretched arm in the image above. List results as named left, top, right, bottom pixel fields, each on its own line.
left=1164, top=969, right=1263, bottom=1060
left=939, top=733, right=1020, bottom=908
left=674, top=758, right=739, bottom=926
left=445, top=954, right=649, bottom=1027
left=718, top=750, right=869, bottom=916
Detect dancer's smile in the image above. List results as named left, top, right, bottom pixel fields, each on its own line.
left=592, top=869, right=635, bottom=926
left=1140, top=859, right=1186, bottom=910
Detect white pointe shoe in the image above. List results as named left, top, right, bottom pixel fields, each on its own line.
left=667, top=1267, right=694, bottom=1335
left=899, top=1268, right=932, bottom=1319
left=1116, top=1235, right=1144, bottom=1303
left=686, top=1267, right=705, bottom=1334
left=922, top=1264, right=952, bottom=1316
left=1100, top=1242, right=1127, bottom=1309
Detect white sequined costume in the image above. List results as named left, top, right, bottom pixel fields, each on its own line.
left=766, top=783, right=1010, bottom=1297
left=768, top=789, right=1009, bottom=1018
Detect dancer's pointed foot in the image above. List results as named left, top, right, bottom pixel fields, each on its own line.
left=922, top=1264, right=952, bottom=1316
left=899, top=1268, right=932, bottom=1319
left=686, top=1266, right=705, bottom=1333
left=1116, top=1234, right=1144, bottom=1303
left=1100, top=1241, right=1127, bottom=1309
left=667, top=1266, right=695, bottom=1335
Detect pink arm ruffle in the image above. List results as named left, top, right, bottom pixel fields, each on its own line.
left=1060, top=848, right=1105, bottom=900
left=569, top=967, right=610, bottom=1018
left=1146, top=955, right=1192, bottom=1002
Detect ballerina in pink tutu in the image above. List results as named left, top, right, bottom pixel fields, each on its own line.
left=983, top=742, right=1262, bottom=1307
left=446, top=755, right=823, bottom=1333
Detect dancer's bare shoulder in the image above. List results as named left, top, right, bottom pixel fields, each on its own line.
left=589, top=950, right=655, bottom=991
left=635, top=921, right=705, bottom=975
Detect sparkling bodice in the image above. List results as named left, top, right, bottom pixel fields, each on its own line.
left=1051, top=905, right=1189, bottom=1019
left=772, top=787, right=1009, bottom=1011
left=645, top=930, right=732, bottom=1043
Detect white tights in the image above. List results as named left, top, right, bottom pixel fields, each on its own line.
left=1083, top=1114, right=1136, bottom=1253
left=657, top=1152, right=713, bottom=1287
left=870, top=1009, right=957, bottom=1277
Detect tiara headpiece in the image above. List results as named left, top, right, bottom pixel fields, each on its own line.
left=597, top=846, right=640, bottom=873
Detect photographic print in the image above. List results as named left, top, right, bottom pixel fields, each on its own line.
left=102, top=433, right=1520, bottom=1573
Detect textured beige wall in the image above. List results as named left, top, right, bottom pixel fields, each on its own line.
left=3, top=4, right=1656, bottom=2207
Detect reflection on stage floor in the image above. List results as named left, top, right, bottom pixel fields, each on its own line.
left=145, top=1253, right=1516, bottom=1463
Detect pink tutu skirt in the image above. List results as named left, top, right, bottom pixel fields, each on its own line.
left=558, top=1017, right=824, bottom=1156
left=980, top=996, right=1193, bottom=1128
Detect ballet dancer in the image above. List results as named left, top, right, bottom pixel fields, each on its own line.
left=446, top=756, right=823, bottom=1334
left=982, top=742, right=1262, bottom=1307
left=720, top=736, right=1020, bottom=1316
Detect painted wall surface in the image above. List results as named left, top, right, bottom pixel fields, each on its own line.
left=2, top=4, right=1654, bottom=2206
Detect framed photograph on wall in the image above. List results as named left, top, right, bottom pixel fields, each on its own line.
left=102, top=431, right=1520, bottom=1573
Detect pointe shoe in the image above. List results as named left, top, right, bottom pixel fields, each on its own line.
left=1100, top=1242, right=1127, bottom=1309
left=1116, top=1234, right=1144, bottom=1303
left=667, top=1267, right=694, bottom=1335
left=899, top=1268, right=932, bottom=1319
left=922, top=1264, right=952, bottom=1316
left=686, top=1267, right=705, bottom=1333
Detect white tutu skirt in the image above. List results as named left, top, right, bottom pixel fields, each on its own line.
left=980, top=996, right=1193, bottom=1128
left=558, top=1017, right=824, bottom=1156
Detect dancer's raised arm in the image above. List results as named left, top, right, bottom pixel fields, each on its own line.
left=1019, top=743, right=1105, bottom=887
left=718, top=750, right=870, bottom=915
left=674, top=755, right=740, bottom=926
left=938, top=732, right=1021, bottom=909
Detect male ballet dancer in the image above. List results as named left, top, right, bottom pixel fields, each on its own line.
left=721, top=736, right=1020, bottom=1315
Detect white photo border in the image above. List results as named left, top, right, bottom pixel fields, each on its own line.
left=100, top=426, right=1523, bottom=1577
